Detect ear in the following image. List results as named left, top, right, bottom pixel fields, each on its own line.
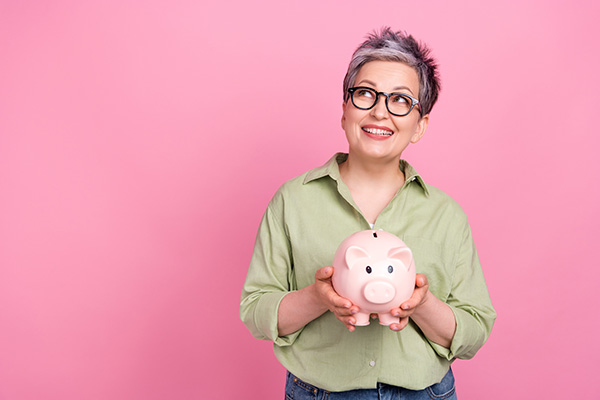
left=388, top=247, right=413, bottom=271
left=410, top=114, right=429, bottom=144
left=341, top=101, right=347, bottom=129
left=345, top=245, right=370, bottom=270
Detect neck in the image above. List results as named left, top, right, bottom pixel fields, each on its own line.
left=339, top=153, right=405, bottom=189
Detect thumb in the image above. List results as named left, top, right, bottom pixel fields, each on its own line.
left=416, top=273, right=428, bottom=287
left=315, top=266, right=333, bottom=281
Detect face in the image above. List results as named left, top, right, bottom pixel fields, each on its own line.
left=341, top=60, right=429, bottom=164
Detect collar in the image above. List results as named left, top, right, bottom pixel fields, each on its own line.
left=303, top=153, right=430, bottom=197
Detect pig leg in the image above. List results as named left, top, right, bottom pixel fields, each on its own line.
left=378, top=313, right=400, bottom=326
left=354, top=311, right=371, bottom=326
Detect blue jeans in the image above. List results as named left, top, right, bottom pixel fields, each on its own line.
left=284, top=368, right=456, bottom=400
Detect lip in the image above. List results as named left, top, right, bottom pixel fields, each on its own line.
left=361, top=124, right=394, bottom=140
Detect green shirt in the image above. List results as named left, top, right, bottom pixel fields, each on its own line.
left=240, top=153, right=496, bottom=391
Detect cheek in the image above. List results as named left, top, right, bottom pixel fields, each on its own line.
left=341, top=102, right=349, bottom=124
left=342, top=109, right=364, bottom=131
left=341, top=114, right=352, bottom=135
left=396, top=118, right=419, bottom=135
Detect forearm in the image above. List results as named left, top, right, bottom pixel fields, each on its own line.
left=410, top=291, right=456, bottom=349
left=277, top=283, right=329, bottom=337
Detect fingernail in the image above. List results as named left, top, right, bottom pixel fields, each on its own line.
left=351, top=310, right=357, bottom=314
left=402, top=305, right=410, bottom=310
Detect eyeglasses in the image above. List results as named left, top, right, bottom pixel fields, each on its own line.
left=347, top=87, right=421, bottom=117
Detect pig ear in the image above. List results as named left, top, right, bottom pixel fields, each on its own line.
left=388, top=247, right=413, bottom=271
left=345, top=245, right=370, bottom=270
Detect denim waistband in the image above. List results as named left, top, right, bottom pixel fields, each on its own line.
left=284, top=368, right=456, bottom=400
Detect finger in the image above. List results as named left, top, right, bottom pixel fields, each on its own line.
left=334, top=304, right=361, bottom=321
left=314, top=269, right=352, bottom=309
left=328, top=292, right=352, bottom=310
left=348, top=315, right=359, bottom=330
left=395, top=290, right=420, bottom=312
left=397, top=317, right=410, bottom=331
left=400, top=297, right=420, bottom=312
left=333, top=305, right=355, bottom=317
left=399, top=278, right=429, bottom=310
left=415, top=273, right=428, bottom=288
left=337, top=315, right=356, bottom=330
left=399, top=316, right=410, bottom=329
left=315, top=266, right=334, bottom=281
left=389, top=316, right=410, bottom=331
left=393, top=309, right=413, bottom=320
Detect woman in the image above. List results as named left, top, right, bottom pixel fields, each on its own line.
left=240, top=28, right=495, bottom=399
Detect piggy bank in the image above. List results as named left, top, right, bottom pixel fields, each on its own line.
left=332, top=230, right=415, bottom=326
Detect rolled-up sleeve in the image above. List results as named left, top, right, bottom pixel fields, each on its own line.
left=240, top=193, right=303, bottom=346
left=428, top=220, right=496, bottom=361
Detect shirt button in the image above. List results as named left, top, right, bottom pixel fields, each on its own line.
left=369, top=360, right=376, bottom=367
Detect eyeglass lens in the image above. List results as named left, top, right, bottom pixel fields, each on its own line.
left=351, top=88, right=414, bottom=116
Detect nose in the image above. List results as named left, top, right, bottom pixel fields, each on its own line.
left=363, top=281, right=396, bottom=304
left=370, top=94, right=389, bottom=119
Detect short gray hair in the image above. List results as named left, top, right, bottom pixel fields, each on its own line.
left=343, top=27, right=441, bottom=116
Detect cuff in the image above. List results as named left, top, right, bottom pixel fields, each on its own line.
left=255, top=291, right=303, bottom=347
left=427, top=305, right=486, bottom=361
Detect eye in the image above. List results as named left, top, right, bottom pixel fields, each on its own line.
left=366, top=266, right=372, bottom=274
left=388, top=265, right=394, bottom=273
left=357, top=89, right=374, bottom=98
left=390, top=94, right=409, bottom=104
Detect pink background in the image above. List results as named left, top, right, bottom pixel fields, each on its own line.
left=1, top=1, right=599, bottom=399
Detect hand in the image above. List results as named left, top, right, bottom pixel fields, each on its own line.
left=388, top=273, right=430, bottom=332
left=314, top=266, right=360, bottom=332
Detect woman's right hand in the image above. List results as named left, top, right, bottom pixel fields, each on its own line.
left=314, top=266, right=360, bottom=332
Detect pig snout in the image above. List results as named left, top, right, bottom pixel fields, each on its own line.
left=363, top=281, right=396, bottom=304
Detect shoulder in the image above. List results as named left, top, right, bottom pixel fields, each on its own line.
left=267, top=166, right=331, bottom=215
left=271, top=170, right=312, bottom=201
left=401, top=159, right=466, bottom=222
left=426, top=183, right=465, bottom=213
left=417, top=181, right=470, bottom=232
left=270, top=155, right=341, bottom=206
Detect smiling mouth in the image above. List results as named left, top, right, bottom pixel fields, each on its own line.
left=362, top=127, right=394, bottom=136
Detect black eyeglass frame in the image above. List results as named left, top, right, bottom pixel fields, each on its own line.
left=347, top=86, right=422, bottom=117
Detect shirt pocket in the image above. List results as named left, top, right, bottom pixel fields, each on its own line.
left=402, top=235, right=455, bottom=302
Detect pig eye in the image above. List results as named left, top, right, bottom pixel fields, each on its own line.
left=388, top=265, right=394, bottom=273
left=366, top=266, right=372, bottom=274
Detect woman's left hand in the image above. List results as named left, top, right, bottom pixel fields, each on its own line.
left=388, top=273, right=430, bottom=332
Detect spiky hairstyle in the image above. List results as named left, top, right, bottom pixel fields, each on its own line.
left=343, top=27, right=441, bottom=116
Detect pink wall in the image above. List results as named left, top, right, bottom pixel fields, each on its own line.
left=1, top=1, right=599, bottom=399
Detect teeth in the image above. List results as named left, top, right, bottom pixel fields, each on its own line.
left=364, top=127, right=393, bottom=136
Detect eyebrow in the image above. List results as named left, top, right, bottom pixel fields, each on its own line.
left=356, top=79, right=416, bottom=95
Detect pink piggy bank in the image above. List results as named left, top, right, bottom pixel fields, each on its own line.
left=332, top=230, right=416, bottom=326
